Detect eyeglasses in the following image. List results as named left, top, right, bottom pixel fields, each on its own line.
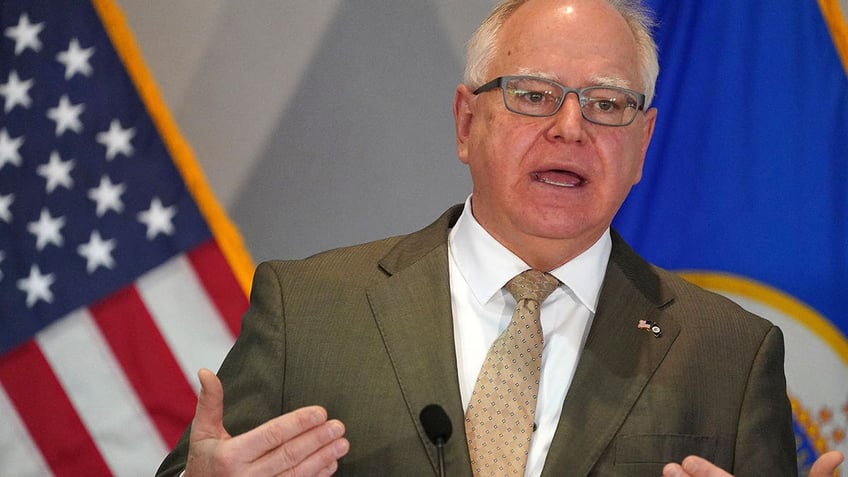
left=473, top=75, right=646, bottom=127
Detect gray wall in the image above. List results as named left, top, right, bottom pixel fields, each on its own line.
left=118, top=0, right=492, bottom=262
left=118, top=1, right=848, bottom=262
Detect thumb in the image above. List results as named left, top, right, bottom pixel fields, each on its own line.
left=190, top=369, right=230, bottom=441
left=810, top=450, right=844, bottom=477
left=680, top=455, right=732, bottom=477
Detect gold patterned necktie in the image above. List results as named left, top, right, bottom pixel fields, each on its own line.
left=465, top=269, right=560, bottom=477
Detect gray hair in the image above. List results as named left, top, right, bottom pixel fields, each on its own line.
left=464, top=0, right=659, bottom=106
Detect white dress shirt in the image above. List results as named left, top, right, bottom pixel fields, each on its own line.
left=448, top=196, right=611, bottom=477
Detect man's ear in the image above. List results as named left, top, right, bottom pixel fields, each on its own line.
left=454, top=84, right=475, bottom=164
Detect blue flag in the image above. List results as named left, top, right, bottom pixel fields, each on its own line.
left=614, top=0, right=848, bottom=472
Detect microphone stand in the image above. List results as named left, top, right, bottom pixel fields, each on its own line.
left=435, top=436, right=446, bottom=477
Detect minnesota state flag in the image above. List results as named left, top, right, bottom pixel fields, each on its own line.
left=614, top=1, right=848, bottom=474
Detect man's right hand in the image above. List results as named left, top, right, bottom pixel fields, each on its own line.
left=184, top=369, right=350, bottom=476
left=662, top=451, right=844, bottom=477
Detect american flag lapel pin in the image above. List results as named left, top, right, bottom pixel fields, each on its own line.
left=637, top=319, right=662, bottom=338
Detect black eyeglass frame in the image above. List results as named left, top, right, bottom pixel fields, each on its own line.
left=472, top=75, right=647, bottom=127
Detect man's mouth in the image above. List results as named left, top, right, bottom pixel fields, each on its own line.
left=531, top=170, right=587, bottom=188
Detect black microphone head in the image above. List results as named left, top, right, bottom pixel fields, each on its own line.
left=420, top=404, right=452, bottom=444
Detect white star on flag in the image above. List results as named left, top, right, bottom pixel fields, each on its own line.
left=27, top=208, right=66, bottom=251
left=0, top=251, right=4, bottom=281
left=96, top=119, right=135, bottom=160
left=88, top=175, right=126, bottom=217
left=0, top=70, right=34, bottom=112
left=46, top=94, right=85, bottom=136
left=0, top=128, right=24, bottom=170
left=138, top=197, right=178, bottom=239
left=56, top=38, right=95, bottom=80
left=37, top=151, right=76, bottom=193
left=77, top=230, right=117, bottom=274
left=0, top=194, right=13, bottom=224
left=4, top=13, right=44, bottom=55
left=16, top=264, right=55, bottom=308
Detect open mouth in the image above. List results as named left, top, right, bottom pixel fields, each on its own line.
left=531, top=170, right=586, bottom=188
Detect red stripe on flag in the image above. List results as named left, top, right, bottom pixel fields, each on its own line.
left=0, top=340, right=112, bottom=476
left=90, top=285, right=198, bottom=447
left=187, top=239, right=248, bottom=337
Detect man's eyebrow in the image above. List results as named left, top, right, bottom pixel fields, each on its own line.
left=589, top=75, right=633, bottom=89
left=514, top=69, right=635, bottom=89
left=515, top=68, right=555, bottom=79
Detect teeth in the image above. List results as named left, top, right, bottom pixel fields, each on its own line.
left=538, top=176, right=576, bottom=187
left=532, top=172, right=584, bottom=187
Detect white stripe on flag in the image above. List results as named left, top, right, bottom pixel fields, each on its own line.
left=137, top=254, right=235, bottom=393
left=0, top=384, right=53, bottom=476
left=36, top=309, right=169, bottom=477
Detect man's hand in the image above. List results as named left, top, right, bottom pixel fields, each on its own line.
left=184, top=369, right=350, bottom=476
left=811, top=451, right=845, bottom=477
left=661, top=455, right=731, bottom=477
left=662, top=451, right=844, bottom=477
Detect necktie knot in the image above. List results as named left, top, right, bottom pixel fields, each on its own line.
left=505, top=269, right=559, bottom=304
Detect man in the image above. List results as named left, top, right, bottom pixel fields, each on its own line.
left=158, top=0, right=806, bottom=475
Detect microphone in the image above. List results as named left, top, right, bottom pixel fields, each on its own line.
left=419, top=404, right=452, bottom=477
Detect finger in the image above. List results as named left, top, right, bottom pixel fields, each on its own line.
left=232, top=405, right=331, bottom=462
left=661, top=462, right=688, bottom=477
left=190, top=369, right=230, bottom=441
left=276, top=457, right=343, bottom=477
left=810, top=450, right=844, bottom=477
left=255, top=419, right=348, bottom=475
left=680, top=455, right=733, bottom=477
left=311, top=457, right=343, bottom=477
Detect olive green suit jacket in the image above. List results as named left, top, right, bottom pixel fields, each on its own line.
left=157, top=205, right=796, bottom=476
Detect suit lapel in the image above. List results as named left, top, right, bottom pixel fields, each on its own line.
left=541, top=234, right=679, bottom=476
left=367, top=205, right=473, bottom=476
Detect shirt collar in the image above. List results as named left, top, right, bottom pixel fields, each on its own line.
left=448, top=196, right=611, bottom=313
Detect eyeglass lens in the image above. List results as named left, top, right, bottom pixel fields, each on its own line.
left=502, top=76, right=641, bottom=125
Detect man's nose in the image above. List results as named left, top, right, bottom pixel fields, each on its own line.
left=545, top=93, right=586, bottom=142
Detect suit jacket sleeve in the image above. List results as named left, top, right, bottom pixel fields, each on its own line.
left=732, top=324, right=796, bottom=475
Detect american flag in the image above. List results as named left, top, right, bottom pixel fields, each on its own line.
left=0, top=1, right=252, bottom=475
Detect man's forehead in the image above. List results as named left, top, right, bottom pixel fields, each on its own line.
left=498, top=0, right=631, bottom=41
left=490, top=0, right=641, bottom=86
